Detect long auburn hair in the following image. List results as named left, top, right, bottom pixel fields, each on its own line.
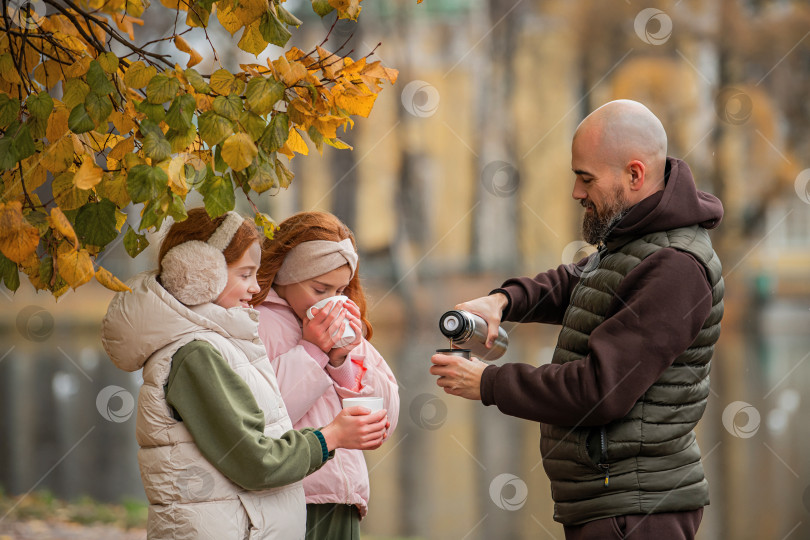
left=251, top=211, right=373, bottom=340
left=158, top=207, right=261, bottom=275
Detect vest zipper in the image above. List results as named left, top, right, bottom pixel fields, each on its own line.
left=598, top=426, right=609, bottom=487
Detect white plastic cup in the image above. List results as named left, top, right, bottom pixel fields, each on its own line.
left=342, top=396, right=384, bottom=413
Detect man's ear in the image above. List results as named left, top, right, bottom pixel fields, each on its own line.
left=627, top=160, right=645, bottom=192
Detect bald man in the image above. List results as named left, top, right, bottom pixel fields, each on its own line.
left=431, top=100, right=724, bottom=539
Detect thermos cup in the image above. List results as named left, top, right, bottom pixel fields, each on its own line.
left=438, top=309, right=508, bottom=360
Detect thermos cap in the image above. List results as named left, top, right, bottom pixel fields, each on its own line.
left=439, top=310, right=465, bottom=338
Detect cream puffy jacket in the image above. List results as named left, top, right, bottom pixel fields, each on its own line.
left=101, top=271, right=306, bottom=539
left=257, top=289, right=399, bottom=518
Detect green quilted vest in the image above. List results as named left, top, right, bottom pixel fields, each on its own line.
left=541, top=225, right=724, bottom=526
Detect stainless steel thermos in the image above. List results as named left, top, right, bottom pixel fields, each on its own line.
left=438, top=310, right=508, bottom=360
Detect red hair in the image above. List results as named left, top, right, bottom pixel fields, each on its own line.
left=158, top=207, right=261, bottom=275
left=252, top=211, right=373, bottom=340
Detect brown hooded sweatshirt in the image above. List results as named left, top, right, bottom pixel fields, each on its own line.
left=481, top=157, right=723, bottom=427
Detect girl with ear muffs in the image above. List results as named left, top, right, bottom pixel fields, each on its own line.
left=101, top=207, right=389, bottom=540
left=251, top=211, right=400, bottom=540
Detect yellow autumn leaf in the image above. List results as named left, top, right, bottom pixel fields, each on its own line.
left=286, top=127, right=308, bottom=155
left=216, top=3, right=243, bottom=36
left=272, top=56, right=307, bottom=86
left=95, top=266, right=132, bottom=292
left=49, top=207, right=79, bottom=248
left=0, top=201, right=40, bottom=264
left=110, top=110, right=136, bottom=134
left=221, top=133, right=257, bottom=172
left=335, top=92, right=376, bottom=118
left=40, top=137, right=74, bottom=173
left=312, top=115, right=346, bottom=139
left=209, top=69, right=245, bottom=95
left=174, top=35, right=203, bottom=68
left=33, top=60, right=64, bottom=89
left=238, top=22, right=268, bottom=56
left=113, top=14, right=144, bottom=41
left=109, top=136, right=135, bottom=161
left=317, top=46, right=341, bottom=80
left=56, top=248, right=94, bottom=289
left=73, top=158, right=104, bottom=190
left=46, top=107, right=70, bottom=142
left=123, top=60, right=157, bottom=89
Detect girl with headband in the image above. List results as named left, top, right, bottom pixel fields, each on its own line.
left=252, top=211, right=400, bottom=539
left=101, top=208, right=389, bottom=539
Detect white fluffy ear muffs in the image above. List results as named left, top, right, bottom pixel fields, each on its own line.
left=159, top=212, right=245, bottom=306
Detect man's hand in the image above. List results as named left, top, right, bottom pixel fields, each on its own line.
left=455, top=293, right=509, bottom=348
left=430, top=353, right=488, bottom=401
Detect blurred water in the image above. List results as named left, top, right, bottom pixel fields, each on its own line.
left=1, top=281, right=809, bottom=539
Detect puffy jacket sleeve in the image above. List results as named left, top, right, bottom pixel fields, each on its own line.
left=329, top=340, right=400, bottom=435
left=166, top=340, right=332, bottom=490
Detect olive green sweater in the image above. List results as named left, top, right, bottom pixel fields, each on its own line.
left=166, top=340, right=333, bottom=491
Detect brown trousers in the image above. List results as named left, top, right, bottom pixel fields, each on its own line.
left=563, top=508, right=703, bottom=540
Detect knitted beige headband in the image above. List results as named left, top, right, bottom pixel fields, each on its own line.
left=274, top=238, right=358, bottom=285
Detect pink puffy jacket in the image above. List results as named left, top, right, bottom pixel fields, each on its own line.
left=256, top=289, right=399, bottom=518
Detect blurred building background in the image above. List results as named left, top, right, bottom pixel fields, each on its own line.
left=2, top=0, right=810, bottom=538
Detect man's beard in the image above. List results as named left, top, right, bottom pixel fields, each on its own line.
left=581, top=186, right=630, bottom=245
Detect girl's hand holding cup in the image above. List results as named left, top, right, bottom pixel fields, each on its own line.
left=302, top=300, right=348, bottom=353
left=319, top=405, right=388, bottom=451
left=327, top=299, right=363, bottom=367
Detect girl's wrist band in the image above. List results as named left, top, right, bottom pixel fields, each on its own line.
left=314, top=430, right=329, bottom=463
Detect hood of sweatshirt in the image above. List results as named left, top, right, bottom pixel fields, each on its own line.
left=606, top=157, right=723, bottom=248
left=101, top=271, right=261, bottom=372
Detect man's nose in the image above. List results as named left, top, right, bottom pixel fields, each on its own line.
left=572, top=182, right=586, bottom=201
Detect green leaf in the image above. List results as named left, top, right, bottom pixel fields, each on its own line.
left=166, top=94, right=196, bottom=130
left=311, top=0, right=335, bottom=17
left=62, top=79, right=91, bottom=109
left=0, top=136, right=15, bottom=170
left=68, top=103, right=95, bottom=134
left=143, top=131, right=172, bottom=161
left=27, top=115, right=47, bottom=140
left=146, top=74, right=181, bottom=104
left=198, top=111, right=233, bottom=146
left=126, top=164, right=169, bottom=203
left=245, top=76, right=284, bottom=115
left=199, top=173, right=235, bottom=217
left=26, top=92, right=54, bottom=120
left=212, top=94, right=242, bottom=121
left=0, top=95, right=20, bottom=129
left=123, top=225, right=149, bottom=257
left=248, top=160, right=278, bottom=193
left=135, top=100, right=166, bottom=123
left=239, top=110, right=266, bottom=141
left=167, top=192, right=187, bottom=221
left=259, top=112, right=289, bottom=153
left=139, top=195, right=168, bottom=231
left=138, top=118, right=163, bottom=139
left=277, top=5, right=303, bottom=26
left=307, top=125, right=324, bottom=153
left=87, top=60, right=115, bottom=95
left=0, top=251, right=20, bottom=292
left=84, top=93, right=113, bottom=125
left=52, top=171, right=91, bottom=211
left=167, top=125, right=197, bottom=153
left=275, top=158, right=294, bottom=188
left=98, top=52, right=119, bottom=74
left=14, top=124, right=35, bottom=161
left=74, top=199, right=118, bottom=248
left=259, top=11, right=292, bottom=47
left=185, top=68, right=211, bottom=93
